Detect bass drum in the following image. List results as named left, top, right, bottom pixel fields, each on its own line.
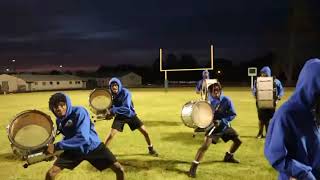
left=7, top=110, right=55, bottom=159
left=181, top=100, right=213, bottom=128
left=256, top=77, right=276, bottom=109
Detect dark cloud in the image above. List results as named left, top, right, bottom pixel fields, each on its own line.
left=0, top=0, right=318, bottom=70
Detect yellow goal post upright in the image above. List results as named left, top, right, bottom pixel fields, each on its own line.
left=159, top=44, right=214, bottom=91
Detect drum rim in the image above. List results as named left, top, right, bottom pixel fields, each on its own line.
left=7, top=109, right=56, bottom=150
left=181, top=100, right=197, bottom=128
left=89, top=88, right=112, bottom=111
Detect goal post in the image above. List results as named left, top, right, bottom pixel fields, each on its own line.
left=159, top=44, right=214, bottom=90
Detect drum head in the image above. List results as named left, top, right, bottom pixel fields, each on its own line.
left=192, top=101, right=213, bottom=128
left=7, top=110, right=54, bottom=150
left=89, top=89, right=112, bottom=112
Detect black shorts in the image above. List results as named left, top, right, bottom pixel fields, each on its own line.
left=54, top=143, right=117, bottom=171
left=257, top=108, right=275, bottom=124
left=111, top=115, right=143, bottom=132
left=206, top=126, right=239, bottom=144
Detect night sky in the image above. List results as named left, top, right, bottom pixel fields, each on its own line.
left=0, top=0, right=319, bottom=71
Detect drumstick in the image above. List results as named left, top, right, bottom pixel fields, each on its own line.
left=207, top=125, right=216, bottom=136
left=23, top=150, right=64, bottom=168
left=94, top=119, right=106, bottom=123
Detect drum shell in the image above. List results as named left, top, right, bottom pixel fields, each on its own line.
left=7, top=110, right=55, bottom=159
left=181, top=101, right=197, bottom=128
left=181, top=101, right=213, bottom=128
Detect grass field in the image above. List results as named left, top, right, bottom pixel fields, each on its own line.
left=0, top=87, right=294, bottom=180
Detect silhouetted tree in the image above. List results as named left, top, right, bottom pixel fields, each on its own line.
left=179, top=54, right=199, bottom=69
left=164, top=53, right=179, bottom=69
left=50, top=70, right=62, bottom=75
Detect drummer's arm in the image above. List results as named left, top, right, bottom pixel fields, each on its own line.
left=55, top=110, right=91, bottom=152
left=46, top=143, right=55, bottom=154
left=252, top=80, right=257, bottom=97
left=110, top=90, right=132, bottom=115
left=276, top=79, right=284, bottom=100
left=195, top=80, right=201, bottom=94
left=222, top=99, right=236, bottom=124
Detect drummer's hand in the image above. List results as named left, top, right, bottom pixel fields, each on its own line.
left=214, top=120, right=221, bottom=127
left=277, top=96, right=281, bottom=101
left=46, top=144, right=55, bottom=154
left=105, top=109, right=114, bottom=120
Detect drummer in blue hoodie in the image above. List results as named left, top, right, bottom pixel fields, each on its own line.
left=252, top=66, right=284, bottom=138
left=195, top=70, right=210, bottom=94
left=264, top=58, right=320, bottom=180
left=45, top=93, right=124, bottom=180
left=104, top=77, right=158, bottom=156
left=188, top=81, right=242, bottom=178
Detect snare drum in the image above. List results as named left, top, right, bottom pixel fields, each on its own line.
left=89, top=88, right=112, bottom=118
left=7, top=110, right=55, bottom=159
left=181, top=100, right=213, bottom=128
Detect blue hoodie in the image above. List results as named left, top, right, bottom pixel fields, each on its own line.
left=50, top=93, right=101, bottom=154
left=264, top=59, right=320, bottom=180
left=109, top=77, right=136, bottom=118
left=196, top=70, right=210, bottom=92
left=208, top=92, right=236, bottom=131
left=252, top=66, right=284, bottom=99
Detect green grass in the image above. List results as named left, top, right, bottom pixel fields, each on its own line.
left=0, top=87, right=294, bottom=180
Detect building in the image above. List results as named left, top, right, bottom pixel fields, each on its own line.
left=119, top=72, right=142, bottom=87
left=0, top=74, right=86, bottom=93
left=94, top=72, right=142, bottom=88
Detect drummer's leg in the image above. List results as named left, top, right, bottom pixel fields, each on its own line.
left=134, top=116, right=158, bottom=156
left=188, top=136, right=213, bottom=178
left=46, top=165, right=62, bottom=180
left=194, top=136, right=213, bottom=162
left=265, top=109, right=275, bottom=135
left=256, top=109, right=264, bottom=138
left=104, top=128, right=119, bottom=146
left=105, top=117, right=125, bottom=146
left=46, top=152, right=82, bottom=180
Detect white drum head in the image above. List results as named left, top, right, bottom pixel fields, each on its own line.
left=192, top=101, right=213, bottom=128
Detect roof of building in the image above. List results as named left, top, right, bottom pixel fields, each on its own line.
left=12, top=74, right=85, bottom=82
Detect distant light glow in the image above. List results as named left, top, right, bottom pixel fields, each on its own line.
left=217, top=70, right=221, bottom=74
left=59, top=65, right=63, bottom=68
left=6, top=68, right=10, bottom=72
left=12, top=59, right=15, bottom=62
